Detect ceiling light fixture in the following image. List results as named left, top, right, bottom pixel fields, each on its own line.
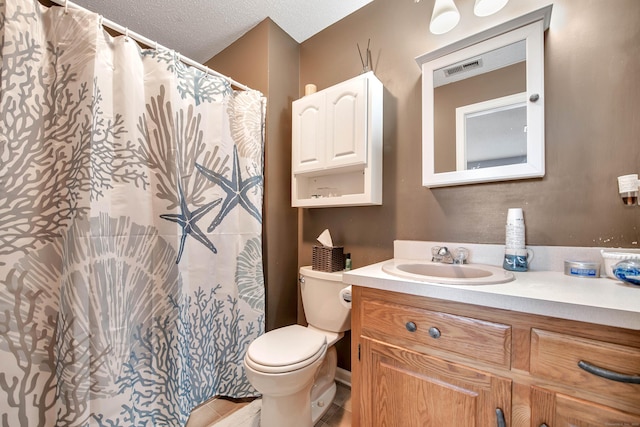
left=473, top=0, right=509, bottom=17
left=429, top=0, right=461, bottom=35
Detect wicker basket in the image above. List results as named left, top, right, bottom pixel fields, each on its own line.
left=312, top=245, right=345, bottom=272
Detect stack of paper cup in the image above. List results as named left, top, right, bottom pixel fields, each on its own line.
left=505, top=208, right=525, bottom=253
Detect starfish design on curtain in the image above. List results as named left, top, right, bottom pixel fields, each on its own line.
left=195, top=145, right=262, bottom=233
left=160, top=182, right=222, bottom=263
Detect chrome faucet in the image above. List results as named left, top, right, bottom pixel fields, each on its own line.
left=431, top=246, right=469, bottom=264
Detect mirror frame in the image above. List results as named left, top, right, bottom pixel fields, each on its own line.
left=416, top=6, right=552, bottom=188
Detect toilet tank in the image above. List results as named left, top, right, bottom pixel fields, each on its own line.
left=300, top=266, right=351, bottom=333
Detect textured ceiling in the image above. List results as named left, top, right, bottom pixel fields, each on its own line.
left=70, top=0, right=373, bottom=63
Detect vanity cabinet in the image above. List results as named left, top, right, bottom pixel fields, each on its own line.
left=531, top=388, right=640, bottom=427
left=351, top=286, right=640, bottom=427
left=360, top=338, right=511, bottom=426
left=291, top=72, right=382, bottom=207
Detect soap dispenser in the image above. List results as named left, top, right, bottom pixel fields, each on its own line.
left=503, top=208, right=529, bottom=271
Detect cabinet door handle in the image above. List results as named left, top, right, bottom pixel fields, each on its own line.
left=578, top=360, right=640, bottom=384
left=405, top=321, right=417, bottom=332
left=496, top=408, right=506, bottom=427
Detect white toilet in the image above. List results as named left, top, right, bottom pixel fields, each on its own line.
left=243, top=266, right=351, bottom=427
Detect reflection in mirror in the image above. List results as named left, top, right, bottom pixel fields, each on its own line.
left=416, top=5, right=551, bottom=187
left=457, top=92, right=527, bottom=171
left=434, top=41, right=526, bottom=173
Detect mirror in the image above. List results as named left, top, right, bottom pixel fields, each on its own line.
left=416, top=6, right=551, bottom=187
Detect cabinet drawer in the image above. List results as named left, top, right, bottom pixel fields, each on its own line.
left=360, top=299, right=511, bottom=368
left=531, top=329, right=640, bottom=411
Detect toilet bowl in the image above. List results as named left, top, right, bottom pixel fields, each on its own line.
left=244, top=325, right=328, bottom=427
left=243, top=267, right=351, bottom=427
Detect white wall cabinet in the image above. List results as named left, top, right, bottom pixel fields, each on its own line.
left=292, top=72, right=382, bottom=208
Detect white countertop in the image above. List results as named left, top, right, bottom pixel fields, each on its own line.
left=343, top=259, right=640, bottom=330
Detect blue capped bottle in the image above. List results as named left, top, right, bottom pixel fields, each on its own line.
left=503, top=208, right=528, bottom=272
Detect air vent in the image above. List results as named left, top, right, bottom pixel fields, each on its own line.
left=444, top=58, right=483, bottom=77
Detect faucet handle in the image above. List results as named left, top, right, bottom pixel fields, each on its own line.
left=453, top=247, right=469, bottom=264
left=431, top=246, right=441, bottom=262
left=438, top=246, right=450, bottom=256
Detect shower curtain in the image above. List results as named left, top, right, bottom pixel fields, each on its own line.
left=0, top=0, right=265, bottom=425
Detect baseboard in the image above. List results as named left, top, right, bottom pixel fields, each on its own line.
left=335, top=367, right=351, bottom=388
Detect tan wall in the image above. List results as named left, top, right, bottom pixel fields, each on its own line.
left=298, top=0, right=640, bottom=370
left=210, top=0, right=640, bottom=373
left=298, top=0, right=640, bottom=273
left=206, top=19, right=300, bottom=332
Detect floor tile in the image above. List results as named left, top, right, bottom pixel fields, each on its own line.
left=333, top=383, right=352, bottom=411
left=208, top=397, right=251, bottom=418
left=323, top=405, right=352, bottom=427
left=186, top=402, right=219, bottom=427
left=197, top=382, right=352, bottom=427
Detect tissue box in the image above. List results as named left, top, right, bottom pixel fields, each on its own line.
left=312, top=245, right=345, bottom=272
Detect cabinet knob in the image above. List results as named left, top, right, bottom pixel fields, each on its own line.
left=405, top=321, right=417, bottom=332
left=540, top=424, right=549, bottom=427
left=529, top=93, right=540, bottom=102
left=428, top=327, right=441, bottom=339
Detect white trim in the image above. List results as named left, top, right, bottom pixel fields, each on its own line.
left=335, top=367, right=352, bottom=387
left=415, top=5, right=552, bottom=66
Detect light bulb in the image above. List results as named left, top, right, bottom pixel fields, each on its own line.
left=430, top=0, right=460, bottom=35
left=474, top=0, right=509, bottom=17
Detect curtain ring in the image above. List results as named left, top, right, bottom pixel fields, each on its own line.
left=155, top=41, right=159, bottom=51
left=98, top=15, right=103, bottom=29
left=125, top=27, right=129, bottom=42
left=64, top=0, right=68, bottom=14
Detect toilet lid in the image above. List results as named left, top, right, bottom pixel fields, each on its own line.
left=246, top=325, right=327, bottom=369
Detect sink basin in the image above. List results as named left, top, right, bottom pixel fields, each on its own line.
left=382, top=260, right=514, bottom=285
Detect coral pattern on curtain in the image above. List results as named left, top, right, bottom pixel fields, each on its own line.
left=0, top=0, right=266, bottom=425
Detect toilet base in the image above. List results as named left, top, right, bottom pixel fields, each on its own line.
left=261, top=389, right=314, bottom=427
left=311, top=381, right=336, bottom=424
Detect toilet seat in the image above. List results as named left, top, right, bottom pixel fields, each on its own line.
left=245, top=325, right=327, bottom=374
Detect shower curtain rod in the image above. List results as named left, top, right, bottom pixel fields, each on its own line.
left=48, top=0, right=254, bottom=92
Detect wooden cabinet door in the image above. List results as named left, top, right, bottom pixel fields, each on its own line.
left=359, top=337, right=511, bottom=427
left=531, top=386, right=640, bottom=427
left=324, top=76, right=368, bottom=169
left=292, top=92, right=325, bottom=173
